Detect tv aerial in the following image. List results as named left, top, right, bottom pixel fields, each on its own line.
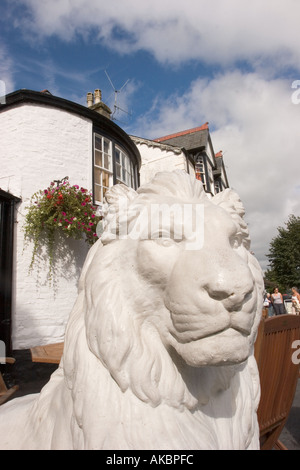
left=105, top=70, right=132, bottom=123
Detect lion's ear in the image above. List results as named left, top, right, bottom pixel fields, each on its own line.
left=105, top=183, right=137, bottom=207
left=100, top=184, right=138, bottom=242
left=212, top=188, right=245, bottom=218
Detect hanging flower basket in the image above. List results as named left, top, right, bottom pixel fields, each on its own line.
left=23, top=178, right=101, bottom=276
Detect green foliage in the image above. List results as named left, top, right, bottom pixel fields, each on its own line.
left=23, top=178, right=101, bottom=277
left=266, top=214, right=300, bottom=290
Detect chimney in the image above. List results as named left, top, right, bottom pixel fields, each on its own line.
left=87, top=92, right=94, bottom=108
left=94, top=89, right=102, bottom=104
left=86, top=89, right=112, bottom=119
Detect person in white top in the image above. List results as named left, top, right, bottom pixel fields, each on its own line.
left=271, top=287, right=285, bottom=315
left=291, top=287, right=300, bottom=315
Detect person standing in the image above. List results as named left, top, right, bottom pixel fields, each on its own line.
left=271, top=287, right=285, bottom=315
left=291, top=287, right=300, bottom=315
left=265, top=292, right=274, bottom=316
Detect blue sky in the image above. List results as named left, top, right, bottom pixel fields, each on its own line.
left=1, top=0, right=300, bottom=272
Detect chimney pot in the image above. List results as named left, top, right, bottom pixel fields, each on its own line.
left=87, top=92, right=94, bottom=108
left=94, top=89, right=102, bottom=104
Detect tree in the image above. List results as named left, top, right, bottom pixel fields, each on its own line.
left=265, top=215, right=300, bottom=291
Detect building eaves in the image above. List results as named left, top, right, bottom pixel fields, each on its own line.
left=130, top=135, right=183, bottom=155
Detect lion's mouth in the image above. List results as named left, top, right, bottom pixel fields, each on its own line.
left=169, top=308, right=254, bottom=344
left=168, top=326, right=252, bottom=367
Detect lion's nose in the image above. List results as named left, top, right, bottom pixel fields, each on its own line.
left=208, top=284, right=253, bottom=312
left=202, top=252, right=254, bottom=310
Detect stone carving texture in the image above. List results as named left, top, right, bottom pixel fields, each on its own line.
left=0, top=171, right=264, bottom=449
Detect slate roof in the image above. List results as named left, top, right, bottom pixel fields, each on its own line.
left=154, top=123, right=209, bottom=152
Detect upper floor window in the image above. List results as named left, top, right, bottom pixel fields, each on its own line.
left=115, top=146, right=134, bottom=187
left=93, top=133, right=136, bottom=205
left=214, top=180, right=221, bottom=194
left=94, top=134, right=113, bottom=204
left=195, top=155, right=206, bottom=190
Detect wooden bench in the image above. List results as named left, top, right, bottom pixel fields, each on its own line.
left=0, top=358, right=19, bottom=406
left=255, top=314, right=300, bottom=450
left=30, top=342, right=64, bottom=364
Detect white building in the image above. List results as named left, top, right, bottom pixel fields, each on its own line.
left=0, top=88, right=228, bottom=353
left=150, top=124, right=229, bottom=195
left=0, top=89, right=141, bottom=351
left=131, top=136, right=195, bottom=184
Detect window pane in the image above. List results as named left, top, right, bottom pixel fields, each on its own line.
left=95, top=150, right=102, bottom=167
left=103, top=171, right=110, bottom=187
left=104, top=139, right=110, bottom=154
left=95, top=136, right=102, bottom=150
left=94, top=167, right=101, bottom=184
left=116, top=164, right=121, bottom=179
left=115, top=148, right=120, bottom=163
left=104, top=154, right=109, bottom=170
left=94, top=184, right=101, bottom=202
left=103, top=186, right=109, bottom=199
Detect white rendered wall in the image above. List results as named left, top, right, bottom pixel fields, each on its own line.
left=137, top=143, right=195, bottom=185
left=0, top=103, right=93, bottom=349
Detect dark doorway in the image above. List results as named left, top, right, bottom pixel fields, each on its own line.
left=0, top=190, right=20, bottom=357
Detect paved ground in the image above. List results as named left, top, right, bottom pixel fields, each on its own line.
left=2, top=349, right=300, bottom=450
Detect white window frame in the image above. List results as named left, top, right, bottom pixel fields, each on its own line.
left=195, top=156, right=206, bottom=189
left=115, top=145, right=134, bottom=188
left=94, top=133, right=113, bottom=204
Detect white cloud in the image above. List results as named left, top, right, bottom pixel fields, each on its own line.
left=134, top=71, right=300, bottom=271
left=0, top=45, right=15, bottom=94
left=7, top=0, right=300, bottom=273
left=17, top=0, right=300, bottom=71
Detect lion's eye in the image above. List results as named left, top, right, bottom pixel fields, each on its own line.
left=154, top=237, right=176, bottom=247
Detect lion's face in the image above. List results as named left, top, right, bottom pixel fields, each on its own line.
left=134, top=193, right=262, bottom=368
left=100, top=171, right=263, bottom=370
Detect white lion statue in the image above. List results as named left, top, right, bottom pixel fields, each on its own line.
left=0, top=171, right=263, bottom=450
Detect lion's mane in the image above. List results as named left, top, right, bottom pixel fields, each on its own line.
left=0, top=171, right=263, bottom=450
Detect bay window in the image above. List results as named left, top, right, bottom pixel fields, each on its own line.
left=93, top=134, right=113, bottom=204
left=93, top=132, right=137, bottom=205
